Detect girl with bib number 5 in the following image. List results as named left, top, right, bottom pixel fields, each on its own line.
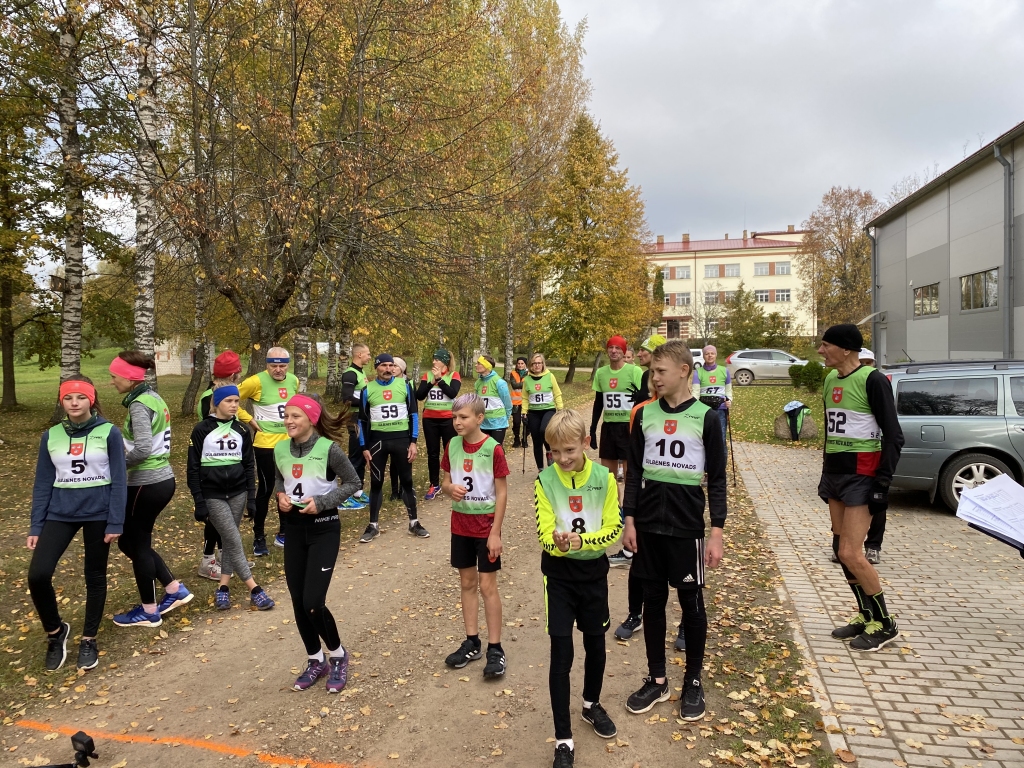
left=28, top=377, right=126, bottom=672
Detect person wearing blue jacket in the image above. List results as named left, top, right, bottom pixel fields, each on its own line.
left=28, top=377, right=127, bottom=672
left=474, top=355, right=512, bottom=444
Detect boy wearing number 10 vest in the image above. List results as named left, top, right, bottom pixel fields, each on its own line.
left=440, top=394, right=509, bottom=678
left=622, top=339, right=727, bottom=722
left=535, top=410, right=622, bottom=768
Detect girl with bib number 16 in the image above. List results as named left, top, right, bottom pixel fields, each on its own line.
left=275, top=394, right=361, bottom=693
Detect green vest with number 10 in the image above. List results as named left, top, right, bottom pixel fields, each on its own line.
left=448, top=436, right=497, bottom=515
left=365, top=378, right=410, bottom=432
left=823, top=366, right=881, bottom=454
left=639, top=399, right=708, bottom=485
left=537, top=461, right=610, bottom=560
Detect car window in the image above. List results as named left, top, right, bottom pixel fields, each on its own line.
left=896, top=377, right=999, bottom=416
left=770, top=352, right=792, bottom=361
left=1010, top=377, right=1024, bottom=416
left=738, top=351, right=771, bottom=360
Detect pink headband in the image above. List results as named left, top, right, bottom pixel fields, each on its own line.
left=286, top=394, right=322, bottom=424
left=59, top=380, right=96, bottom=407
left=109, top=356, right=147, bottom=381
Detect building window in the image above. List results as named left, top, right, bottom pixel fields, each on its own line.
left=724, top=291, right=737, bottom=302
left=754, top=263, right=769, bottom=276
left=662, top=267, right=670, bottom=281
left=677, top=265, right=691, bottom=280
left=776, top=289, right=791, bottom=302
left=776, top=261, right=791, bottom=275
left=666, top=319, right=680, bottom=339
left=913, top=283, right=939, bottom=317
left=724, top=263, right=740, bottom=277
left=676, top=292, right=691, bottom=306
left=664, top=294, right=671, bottom=306
left=704, top=292, right=719, bottom=305
left=781, top=315, right=791, bottom=331
left=960, top=269, right=998, bottom=310
left=707, top=319, right=718, bottom=332
left=754, top=289, right=770, bottom=302
left=704, top=264, right=719, bottom=279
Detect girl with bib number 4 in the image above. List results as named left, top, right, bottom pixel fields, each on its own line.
left=275, top=394, right=361, bottom=692
left=109, top=352, right=192, bottom=628
left=187, top=385, right=275, bottom=612
left=28, top=378, right=126, bottom=671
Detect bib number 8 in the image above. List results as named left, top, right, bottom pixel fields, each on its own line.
left=827, top=411, right=847, bottom=434
left=571, top=518, right=587, bottom=533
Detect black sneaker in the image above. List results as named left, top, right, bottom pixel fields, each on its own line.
left=680, top=677, right=706, bottom=720
left=614, top=614, right=643, bottom=640
left=390, top=490, right=401, bottom=501
left=850, top=619, right=899, bottom=652
left=77, top=638, right=99, bottom=671
left=408, top=520, right=430, bottom=538
left=581, top=701, right=616, bottom=738
left=831, top=612, right=867, bottom=640
left=358, top=524, right=379, bottom=544
left=552, top=743, right=574, bottom=768
left=626, top=676, right=670, bottom=714
left=253, top=536, right=269, bottom=557
left=607, top=549, right=632, bottom=568
left=483, top=647, right=506, bottom=678
left=45, top=622, right=70, bottom=671
left=445, top=638, right=482, bottom=668
left=674, top=623, right=686, bottom=652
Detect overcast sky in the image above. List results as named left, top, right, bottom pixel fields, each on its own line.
left=556, top=0, right=1024, bottom=241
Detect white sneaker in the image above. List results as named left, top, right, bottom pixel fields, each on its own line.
left=197, top=554, right=221, bottom=581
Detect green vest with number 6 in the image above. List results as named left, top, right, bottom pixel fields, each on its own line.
left=823, top=366, right=881, bottom=454
left=448, top=436, right=497, bottom=515
left=639, top=399, right=708, bottom=485
left=537, top=460, right=610, bottom=560
left=48, top=422, right=114, bottom=488
left=251, top=371, right=299, bottom=435
left=365, top=378, right=410, bottom=432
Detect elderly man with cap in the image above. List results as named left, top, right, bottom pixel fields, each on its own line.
left=237, top=347, right=300, bottom=555
left=358, top=353, right=427, bottom=542
left=590, top=335, right=642, bottom=498
left=693, top=345, right=732, bottom=445
left=416, top=349, right=462, bottom=500
left=818, top=324, right=904, bottom=652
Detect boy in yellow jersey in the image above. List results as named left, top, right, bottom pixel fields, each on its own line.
left=535, top=410, right=622, bottom=768
left=237, top=347, right=299, bottom=555
left=441, top=394, right=509, bottom=678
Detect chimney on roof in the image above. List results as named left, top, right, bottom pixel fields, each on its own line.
left=787, top=224, right=795, bottom=233
left=725, top=233, right=729, bottom=240
left=656, top=235, right=664, bottom=246
left=682, top=234, right=689, bottom=243
left=743, top=229, right=748, bottom=240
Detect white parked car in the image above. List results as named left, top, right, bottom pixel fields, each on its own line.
left=726, top=349, right=807, bottom=385
left=691, top=349, right=705, bottom=369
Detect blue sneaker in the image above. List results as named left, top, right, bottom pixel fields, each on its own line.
left=113, top=605, right=162, bottom=628
left=341, top=497, right=366, bottom=510
left=424, top=485, right=441, bottom=501
left=354, top=491, right=370, bottom=505
left=250, top=588, right=275, bottom=611
left=273, top=533, right=286, bottom=548
left=215, top=589, right=231, bottom=611
left=157, top=584, right=194, bottom=615
left=294, top=658, right=329, bottom=691
left=326, top=652, right=349, bottom=693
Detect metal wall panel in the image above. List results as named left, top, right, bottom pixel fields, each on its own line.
left=906, top=314, right=948, bottom=361
left=906, top=186, right=949, bottom=258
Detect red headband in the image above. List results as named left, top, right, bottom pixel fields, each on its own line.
left=109, top=356, right=147, bottom=381
left=59, top=380, right=96, bottom=407
left=285, top=394, right=322, bottom=425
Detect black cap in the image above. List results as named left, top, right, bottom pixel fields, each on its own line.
left=516, top=356, right=528, bottom=365
left=374, top=353, right=395, bottom=367
left=822, top=323, right=863, bottom=352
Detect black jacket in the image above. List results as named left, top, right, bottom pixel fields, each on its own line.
left=623, top=397, right=727, bottom=537
left=186, top=416, right=256, bottom=512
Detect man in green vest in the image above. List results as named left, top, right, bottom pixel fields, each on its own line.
left=341, top=343, right=372, bottom=507
left=693, top=345, right=731, bottom=444
left=590, top=335, right=642, bottom=496
left=817, top=324, right=903, bottom=652
left=237, top=346, right=299, bottom=555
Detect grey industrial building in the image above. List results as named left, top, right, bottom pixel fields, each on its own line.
left=869, top=119, right=1022, bottom=365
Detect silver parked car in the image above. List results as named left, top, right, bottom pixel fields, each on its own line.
left=888, top=360, right=1024, bottom=510
left=725, top=348, right=807, bottom=385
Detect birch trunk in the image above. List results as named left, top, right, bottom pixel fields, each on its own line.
left=133, top=0, right=159, bottom=388
left=479, top=289, right=488, bottom=356
left=181, top=274, right=209, bottom=415
left=504, top=256, right=515, bottom=382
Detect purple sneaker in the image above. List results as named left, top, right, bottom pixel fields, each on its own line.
left=293, top=658, right=329, bottom=691
left=326, top=652, right=349, bottom=693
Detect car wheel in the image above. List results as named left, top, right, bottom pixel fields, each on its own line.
left=734, top=369, right=754, bottom=386
left=938, top=452, right=1013, bottom=510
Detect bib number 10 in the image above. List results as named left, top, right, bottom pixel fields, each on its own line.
left=654, top=438, right=685, bottom=459
left=827, top=412, right=847, bottom=434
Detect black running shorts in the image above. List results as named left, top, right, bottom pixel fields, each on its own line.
left=543, top=575, right=610, bottom=637
left=598, top=421, right=631, bottom=461
left=451, top=533, right=501, bottom=573
left=629, top=530, right=705, bottom=590
left=818, top=472, right=874, bottom=507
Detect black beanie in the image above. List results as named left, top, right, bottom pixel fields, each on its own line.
left=822, top=323, right=863, bottom=351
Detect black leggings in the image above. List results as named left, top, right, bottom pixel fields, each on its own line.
left=28, top=520, right=110, bottom=637
left=283, top=520, right=342, bottom=655
left=549, top=633, right=606, bottom=740
left=511, top=405, right=524, bottom=444
left=367, top=437, right=418, bottom=523
left=642, top=580, right=707, bottom=681
left=253, top=447, right=277, bottom=539
left=203, top=520, right=221, bottom=556
left=627, top=567, right=644, bottom=616
left=527, top=410, right=556, bottom=470
left=119, top=479, right=176, bottom=604
left=347, top=431, right=366, bottom=489
left=422, top=417, right=457, bottom=487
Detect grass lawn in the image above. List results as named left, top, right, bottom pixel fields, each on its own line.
left=729, top=384, right=824, bottom=451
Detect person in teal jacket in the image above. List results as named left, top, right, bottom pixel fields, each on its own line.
left=474, top=355, right=512, bottom=444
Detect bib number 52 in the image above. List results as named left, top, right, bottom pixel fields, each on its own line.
left=827, top=411, right=847, bottom=434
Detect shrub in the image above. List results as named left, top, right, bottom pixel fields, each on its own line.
left=799, top=361, right=826, bottom=392
left=788, top=364, right=804, bottom=383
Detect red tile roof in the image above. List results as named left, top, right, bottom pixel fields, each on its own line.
left=646, top=237, right=798, bottom=254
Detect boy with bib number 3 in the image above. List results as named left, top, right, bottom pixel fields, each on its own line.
left=535, top=410, right=622, bottom=768
left=440, top=394, right=509, bottom=678
left=622, top=339, right=727, bottom=723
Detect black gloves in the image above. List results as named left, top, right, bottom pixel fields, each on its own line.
left=193, top=501, right=209, bottom=522
left=589, top=431, right=598, bottom=451
left=868, top=482, right=889, bottom=516
left=246, top=498, right=257, bottom=517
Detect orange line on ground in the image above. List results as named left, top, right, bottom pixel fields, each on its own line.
left=16, top=719, right=356, bottom=768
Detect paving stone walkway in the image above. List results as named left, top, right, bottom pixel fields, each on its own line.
left=736, top=442, right=1024, bottom=768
